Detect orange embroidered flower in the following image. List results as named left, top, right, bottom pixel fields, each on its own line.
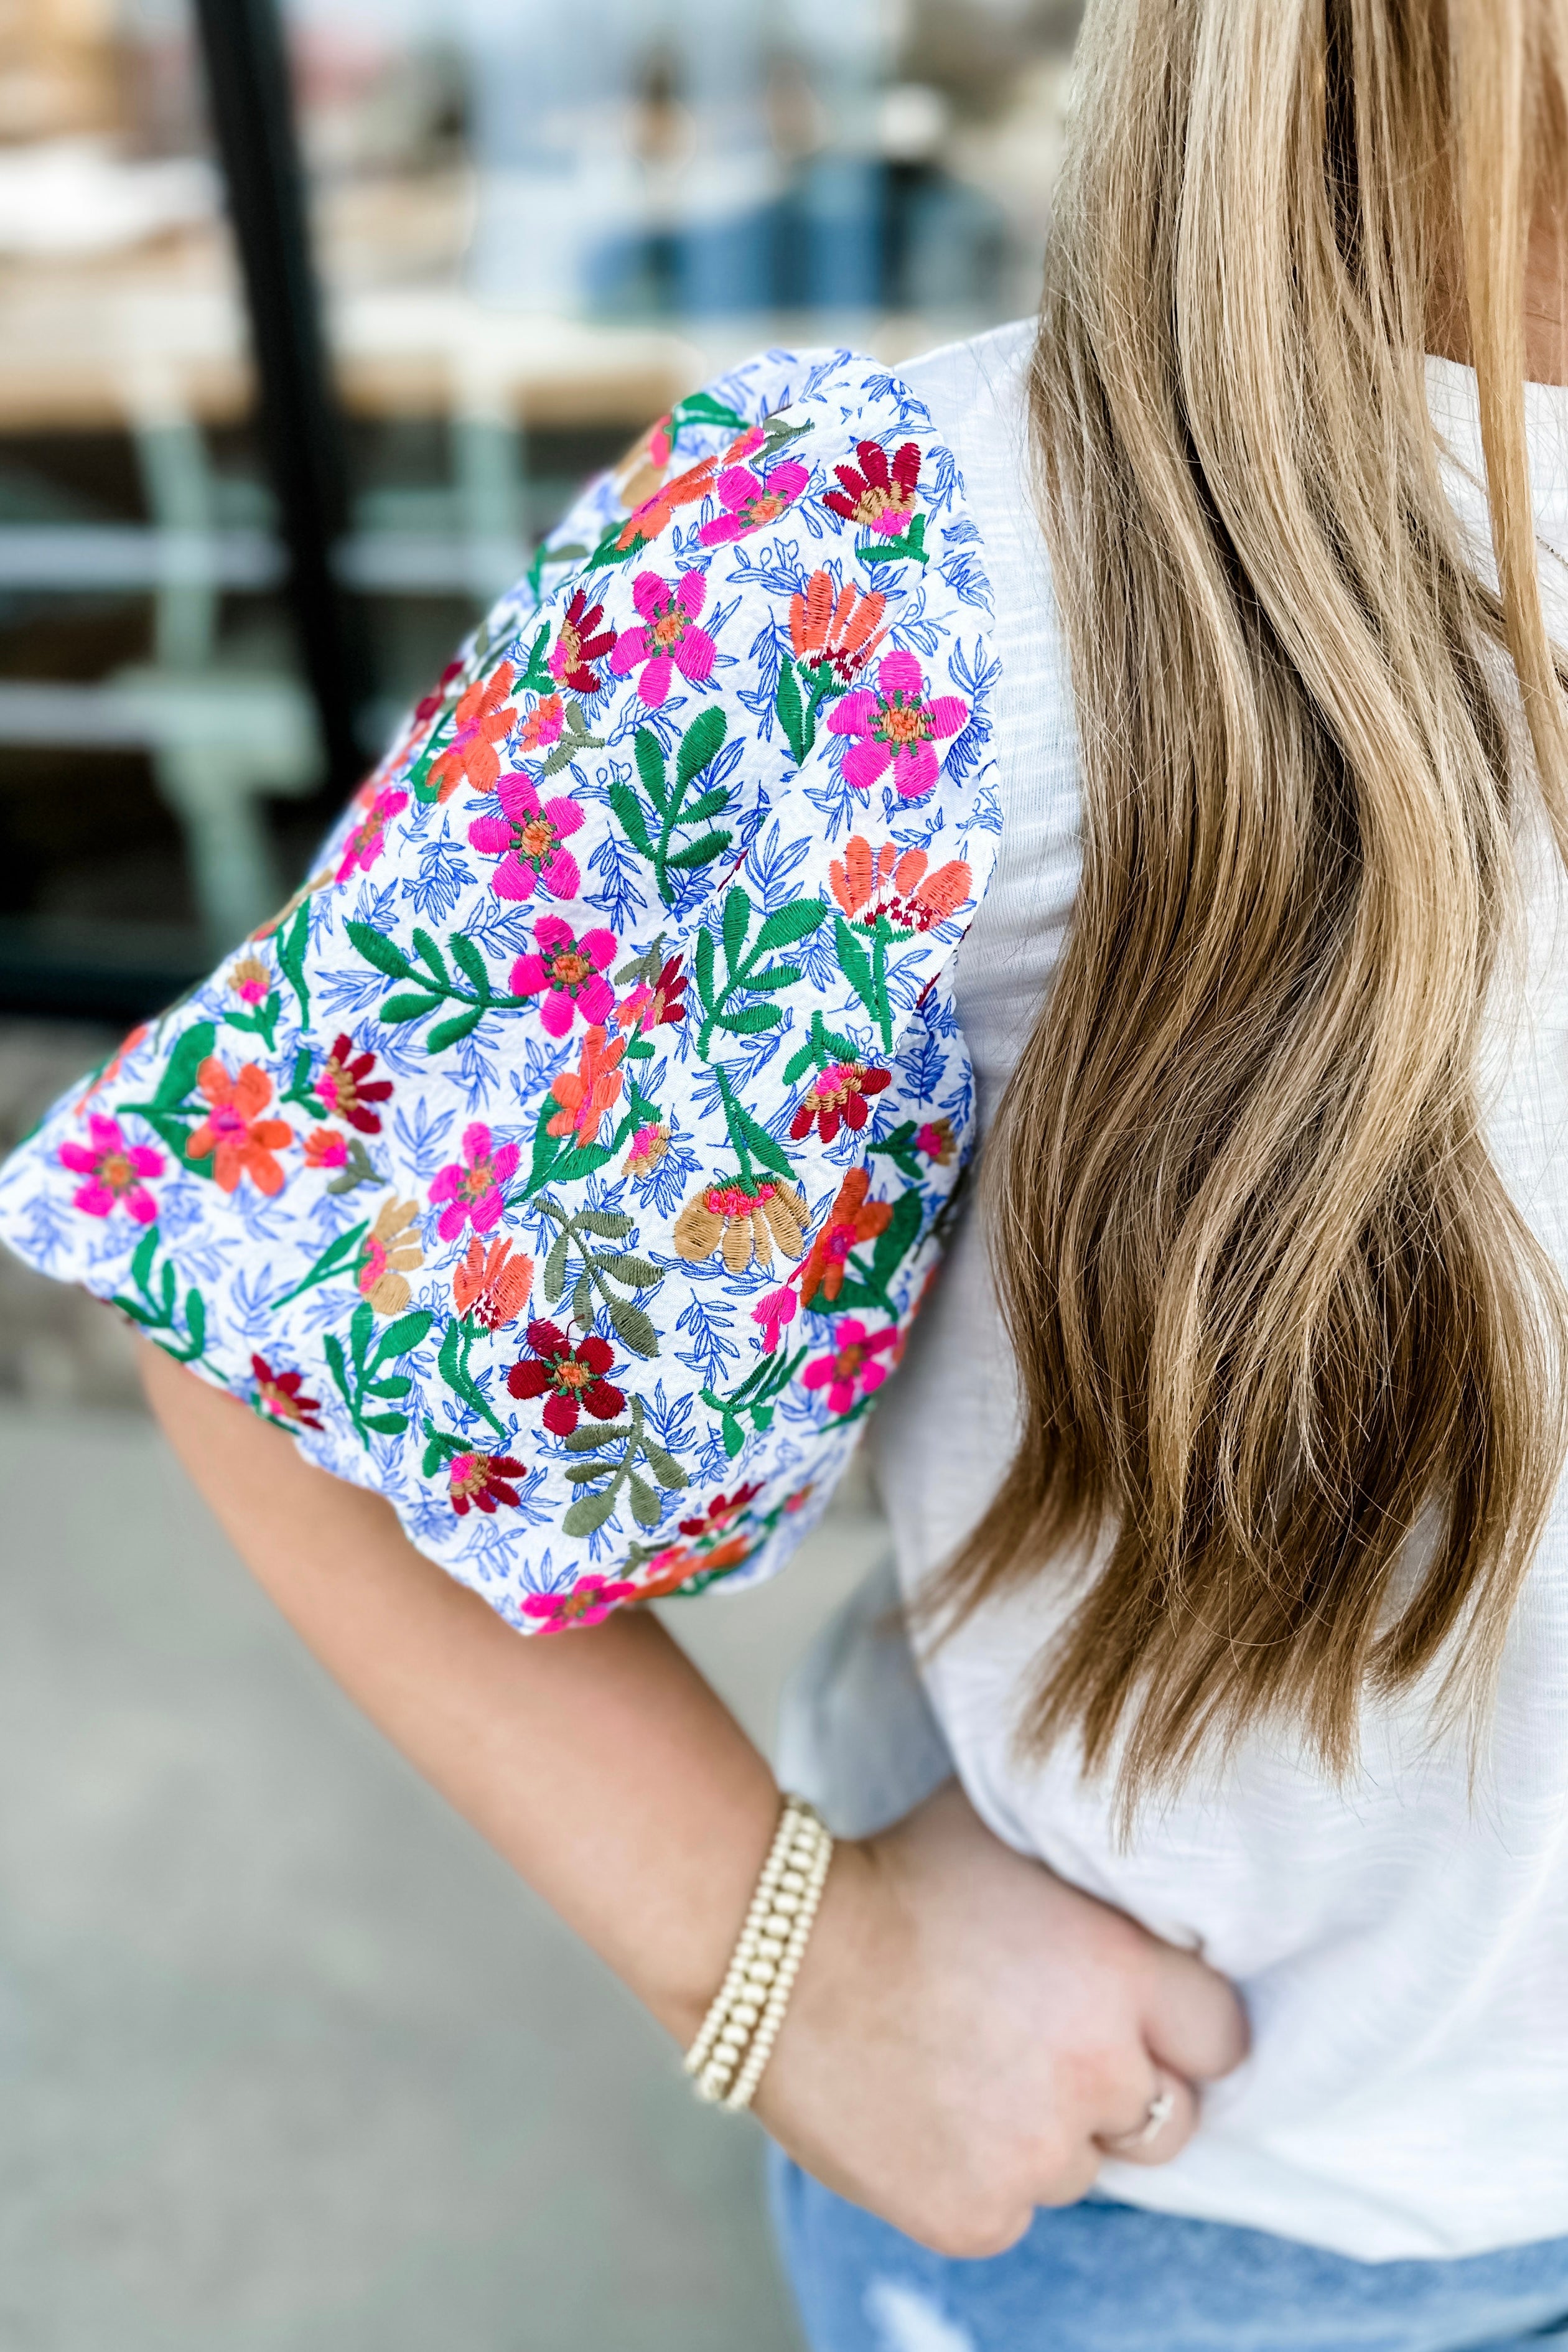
left=828, top=836, right=971, bottom=934
left=452, top=1234, right=534, bottom=1330
left=788, top=571, right=889, bottom=686
left=546, top=1024, right=626, bottom=1149
left=429, top=660, right=516, bottom=801
left=797, top=1167, right=893, bottom=1309
left=614, top=452, right=718, bottom=553
left=357, top=1197, right=424, bottom=1316
left=674, top=1175, right=809, bottom=1274
left=186, top=1058, right=294, bottom=1196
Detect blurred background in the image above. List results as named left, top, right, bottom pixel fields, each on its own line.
left=0, top=1, right=1080, bottom=2341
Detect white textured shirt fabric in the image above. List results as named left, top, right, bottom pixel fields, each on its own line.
left=867, top=320, right=1568, bottom=2261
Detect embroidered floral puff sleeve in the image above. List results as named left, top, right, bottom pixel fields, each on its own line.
left=0, top=348, right=1001, bottom=1633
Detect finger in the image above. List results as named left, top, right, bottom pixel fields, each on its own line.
left=1094, top=2065, right=1197, bottom=2168
left=1142, top=1946, right=1249, bottom=2084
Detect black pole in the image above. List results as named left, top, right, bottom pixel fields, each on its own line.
left=190, top=0, right=370, bottom=795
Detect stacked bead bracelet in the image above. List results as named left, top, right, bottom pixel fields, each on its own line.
left=684, top=1794, right=834, bottom=2111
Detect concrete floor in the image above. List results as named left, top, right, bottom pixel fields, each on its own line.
left=0, top=1399, right=884, bottom=2351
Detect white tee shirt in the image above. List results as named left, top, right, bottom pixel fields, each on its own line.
left=866, top=320, right=1568, bottom=2262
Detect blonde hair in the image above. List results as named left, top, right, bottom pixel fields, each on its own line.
left=935, top=0, right=1568, bottom=1813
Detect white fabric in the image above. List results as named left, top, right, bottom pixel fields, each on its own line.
left=867, top=320, right=1568, bottom=2261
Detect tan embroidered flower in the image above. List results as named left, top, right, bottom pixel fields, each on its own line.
left=673, top=1175, right=808, bottom=1275
left=357, top=1196, right=424, bottom=1316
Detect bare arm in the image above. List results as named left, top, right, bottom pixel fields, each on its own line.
left=139, top=1341, right=1248, bottom=2257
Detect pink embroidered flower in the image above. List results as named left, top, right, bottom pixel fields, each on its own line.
left=510, top=915, right=616, bottom=1038
left=698, top=455, right=811, bottom=546
left=428, top=1121, right=521, bottom=1242
left=916, top=1118, right=957, bottom=1166
left=827, top=650, right=969, bottom=801
left=468, top=773, right=586, bottom=903
left=608, top=570, right=716, bottom=707
left=58, top=1114, right=162, bottom=1223
left=521, top=1573, right=640, bottom=1632
left=801, top=1318, right=900, bottom=1416
left=448, top=1450, right=526, bottom=1516
left=752, top=1284, right=798, bottom=1353
left=822, top=439, right=922, bottom=534
left=516, top=694, right=565, bottom=754
left=549, top=587, right=617, bottom=694
left=337, top=784, right=408, bottom=883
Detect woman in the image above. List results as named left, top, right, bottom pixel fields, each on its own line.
left=5, top=0, right=1568, bottom=2342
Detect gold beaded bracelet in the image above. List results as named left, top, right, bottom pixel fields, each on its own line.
left=683, top=1794, right=834, bottom=2111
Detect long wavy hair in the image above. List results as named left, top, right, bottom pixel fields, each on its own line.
left=933, top=0, right=1568, bottom=1813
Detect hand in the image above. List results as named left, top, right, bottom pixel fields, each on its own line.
left=754, top=1779, right=1248, bottom=2259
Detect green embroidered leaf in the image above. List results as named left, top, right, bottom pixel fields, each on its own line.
left=633, top=727, right=669, bottom=815
left=370, top=1374, right=412, bottom=1400
left=756, top=899, right=827, bottom=956
left=676, top=704, right=727, bottom=791
left=374, top=1309, right=434, bottom=1365
left=833, top=913, right=879, bottom=1015
left=601, top=1294, right=658, bottom=1358
left=722, top=1093, right=795, bottom=1181
left=776, top=659, right=809, bottom=766
left=608, top=781, right=655, bottom=860
left=562, top=1486, right=620, bottom=1537
left=694, top=923, right=716, bottom=1008
left=739, top=961, right=802, bottom=993
left=641, top=1441, right=689, bottom=1491
left=720, top=1003, right=782, bottom=1037
left=599, top=1251, right=661, bottom=1287
left=449, top=934, right=491, bottom=996
left=574, top=1209, right=633, bottom=1239
left=154, top=1020, right=216, bottom=1112
left=411, top=928, right=449, bottom=986
left=627, top=1472, right=662, bottom=1529
left=427, top=1006, right=485, bottom=1053
left=665, top=829, right=731, bottom=873
left=381, top=992, right=444, bottom=1024
left=543, top=1223, right=572, bottom=1304
left=678, top=785, right=730, bottom=829
left=362, top=1411, right=409, bottom=1437
left=345, top=920, right=414, bottom=981
left=783, top=1039, right=816, bottom=1085
left=721, top=887, right=750, bottom=971
left=277, top=902, right=311, bottom=1024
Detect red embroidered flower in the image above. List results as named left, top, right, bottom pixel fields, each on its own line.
left=801, top=1317, right=900, bottom=1415
left=789, top=1058, right=890, bottom=1145
left=187, top=1059, right=294, bottom=1197
left=521, top=1573, right=640, bottom=1631
left=797, top=1167, right=893, bottom=1309
left=507, top=1320, right=625, bottom=1437
left=251, top=1353, right=324, bottom=1432
left=549, top=587, right=617, bottom=694
left=822, top=439, right=922, bottom=534
left=312, top=1034, right=393, bottom=1134
left=448, top=1450, right=526, bottom=1516
left=678, top=1483, right=762, bottom=1542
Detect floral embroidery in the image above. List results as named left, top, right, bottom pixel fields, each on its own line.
left=829, top=650, right=969, bottom=801
left=507, top=1320, right=625, bottom=1436
left=187, top=1060, right=294, bottom=1197
left=798, top=1168, right=892, bottom=1308
left=59, top=1114, right=162, bottom=1223
left=674, top=1176, right=808, bottom=1274
left=452, top=1233, right=534, bottom=1328
left=829, top=837, right=971, bottom=934
left=802, top=1318, right=900, bottom=1414
left=823, top=439, right=921, bottom=534
left=357, top=1197, right=424, bottom=1315
left=449, top=1449, right=526, bottom=1516
left=429, top=1122, right=520, bottom=1242
left=698, top=452, right=811, bottom=546
left=252, top=1352, right=324, bottom=1430
left=467, top=773, right=586, bottom=905
left=790, top=1058, right=890, bottom=1145
left=521, top=1573, right=639, bottom=1631
left=549, top=587, right=617, bottom=693
left=429, top=662, right=516, bottom=801
left=547, top=1025, right=625, bottom=1147
left=510, top=916, right=617, bottom=1037
left=609, top=569, right=717, bottom=707
left=0, top=344, right=1000, bottom=1637
left=314, top=1034, right=393, bottom=1132
left=337, top=784, right=408, bottom=884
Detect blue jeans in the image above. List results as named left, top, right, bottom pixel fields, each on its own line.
left=770, top=2155, right=1568, bottom=2352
